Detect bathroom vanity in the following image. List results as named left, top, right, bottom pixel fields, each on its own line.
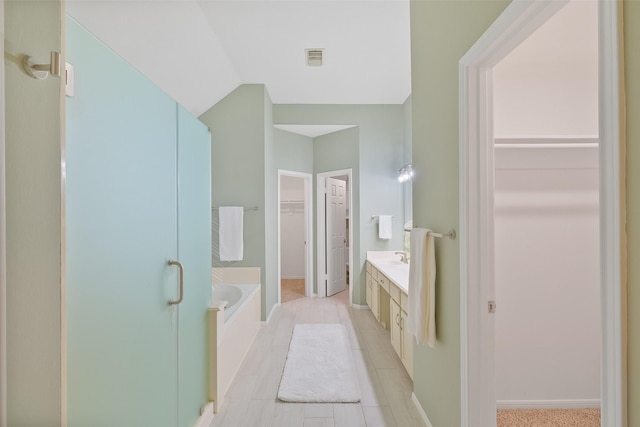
left=366, top=252, right=413, bottom=379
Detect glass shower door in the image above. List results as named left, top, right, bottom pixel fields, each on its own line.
left=176, top=106, right=212, bottom=427
left=66, top=18, right=178, bottom=427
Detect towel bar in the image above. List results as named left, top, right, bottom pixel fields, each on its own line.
left=403, top=228, right=457, bottom=240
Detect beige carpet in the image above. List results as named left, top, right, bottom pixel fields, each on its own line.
left=281, top=279, right=305, bottom=303
left=497, top=408, right=600, bottom=427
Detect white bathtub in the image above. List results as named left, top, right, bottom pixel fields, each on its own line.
left=208, top=268, right=262, bottom=413
left=211, top=283, right=259, bottom=322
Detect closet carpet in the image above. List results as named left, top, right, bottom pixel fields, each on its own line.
left=497, top=408, right=600, bottom=427
left=281, top=279, right=305, bottom=303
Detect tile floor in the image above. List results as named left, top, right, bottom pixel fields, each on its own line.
left=209, top=289, right=426, bottom=427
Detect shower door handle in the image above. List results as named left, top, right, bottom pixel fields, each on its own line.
left=168, top=260, right=184, bottom=305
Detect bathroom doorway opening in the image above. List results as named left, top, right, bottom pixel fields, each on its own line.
left=317, top=169, right=352, bottom=303
left=277, top=170, right=313, bottom=304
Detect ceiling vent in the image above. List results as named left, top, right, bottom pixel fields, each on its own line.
left=305, top=49, right=324, bottom=67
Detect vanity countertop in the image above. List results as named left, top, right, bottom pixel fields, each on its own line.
left=366, top=251, right=410, bottom=294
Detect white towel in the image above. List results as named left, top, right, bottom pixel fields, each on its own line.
left=378, top=215, right=393, bottom=239
left=407, top=228, right=436, bottom=347
left=218, top=207, right=244, bottom=261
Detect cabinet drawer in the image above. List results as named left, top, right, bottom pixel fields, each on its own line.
left=366, top=261, right=372, bottom=274
left=400, top=291, right=409, bottom=311
left=371, top=267, right=379, bottom=282
left=389, top=283, right=401, bottom=302
left=377, top=274, right=389, bottom=292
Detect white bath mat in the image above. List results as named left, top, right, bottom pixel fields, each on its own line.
left=277, top=323, right=360, bottom=403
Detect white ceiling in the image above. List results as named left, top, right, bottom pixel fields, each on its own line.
left=66, top=0, right=412, bottom=117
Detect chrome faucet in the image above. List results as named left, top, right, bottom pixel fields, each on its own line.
left=394, top=251, right=409, bottom=264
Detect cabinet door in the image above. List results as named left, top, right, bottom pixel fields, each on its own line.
left=366, top=273, right=372, bottom=308
left=177, top=106, right=212, bottom=426
left=390, top=299, right=402, bottom=357
left=372, top=281, right=380, bottom=320
left=401, top=310, right=414, bottom=379
left=66, top=19, right=178, bottom=427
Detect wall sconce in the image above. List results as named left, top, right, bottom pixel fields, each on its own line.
left=398, top=164, right=414, bottom=183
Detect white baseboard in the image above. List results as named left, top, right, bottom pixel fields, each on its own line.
left=263, top=302, right=279, bottom=324
left=496, top=399, right=601, bottom=409
left=194, top=402, right=214, bottom=427
left=351, top=303, right=369, bottom=310
left=412, top=392, right=434, bottom=427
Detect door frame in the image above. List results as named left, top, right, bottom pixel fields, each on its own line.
left=316, top=169, right=353, bottom=302
left=277, top=170, right=313, bottom=302
left=459, top=1, right=625, bottom=427
left=0, top=0, right=6, bottom=425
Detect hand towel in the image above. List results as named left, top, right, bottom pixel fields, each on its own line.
left=378, top=215, right=393, bottom=239
left=219, top=206, right=244, bottom=261
left=407, top=228, right=436, bottom=347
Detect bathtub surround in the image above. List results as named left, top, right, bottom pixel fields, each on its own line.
left=209, top=268, right=261, bottom=413
left=277, top=323, right=360, bottom=403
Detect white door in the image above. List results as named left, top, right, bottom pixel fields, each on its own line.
left=326, top=177, right=347, bottom=297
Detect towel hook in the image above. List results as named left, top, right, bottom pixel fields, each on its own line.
left=23, top=51, right=62, bottom=80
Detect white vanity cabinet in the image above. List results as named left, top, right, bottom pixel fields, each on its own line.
left=365, top=263, right=380, bottom=321
left=391, top=294, right=413, bottom=379
left=365, top=258, right=413, bottom=379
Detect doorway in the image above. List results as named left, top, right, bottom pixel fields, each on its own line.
left=492, top=2, right=600, bottom=425
left=459, top=1, right=624, bottom=427
left=277, top=170, right=313, bottom=304
left=317, top=169, right=353, bottom=302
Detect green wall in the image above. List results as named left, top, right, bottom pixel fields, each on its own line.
left=625, top=1, right=639, bottom=424
left=263, top=86, right=278, bottom=318
left=313, top=127, right=360, bottom=297
left=199, top=84, right=273, bottom=319
left=409, top=1, right=510, bottom=426
left=274, top=105, right=406, bottom=306
left=4, top=1, right=63, bottom=425
left=274, top=129, right=313, bottom=174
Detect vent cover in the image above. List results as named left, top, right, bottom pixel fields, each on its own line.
left=305, top=49, right=324, bottom=67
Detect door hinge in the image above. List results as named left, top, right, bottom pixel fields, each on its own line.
left=488, top=300, right=497, bottom=314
